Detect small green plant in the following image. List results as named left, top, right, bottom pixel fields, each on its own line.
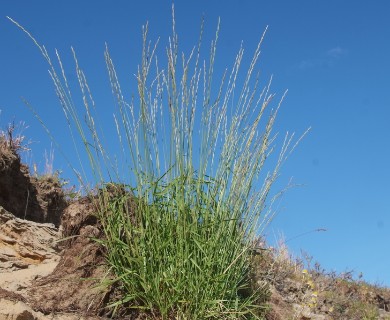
left=9, top=6, right=307, bottom=319
left=301, top=269, right=319, bottom=309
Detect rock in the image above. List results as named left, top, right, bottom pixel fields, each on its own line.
left=0, top=298, right=36, bottom=320
left=0, top=297, right=102, bottom=320
left=0, top=142, right=112, bottom=318
left=0, top=202, right=110, bottom=319
left=292, top=303, right=330, bottom=320
left=0, top=147, right=66, bottom=227
left=0, top=207, right=60, bottom=269
left=0, top=207, right=61, bottom=295
left=27, top=196, right=112, bottom=316
left=379, top=308, right=390, bottom=319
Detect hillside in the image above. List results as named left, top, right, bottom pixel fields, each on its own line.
left=1, top=128, right=390, bottom=319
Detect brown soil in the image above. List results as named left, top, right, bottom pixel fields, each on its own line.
left=0, top=142, right=145, bottom=319
left=0, top=288, right=27, bottom=303
left=0, top=141, right=66, bottom=227
left=0, top=141, right=115, bottom=319
left=28, top=196, right=111, bottom=316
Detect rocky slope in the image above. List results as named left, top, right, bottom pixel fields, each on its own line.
left=1, top=132, right=390, bottom=319
left=0, top=135, right=109, bottom=320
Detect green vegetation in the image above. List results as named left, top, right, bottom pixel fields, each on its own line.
left=9, top=9, right=306, bottom=319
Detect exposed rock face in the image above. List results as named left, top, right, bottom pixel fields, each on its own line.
left=0, top=192, right=115, bottom=319
left=28, top=196, right=112, bottom=316
left=0, top=207, right=60, bottom=295
left=0, top=207, right=60, bottom=271
left=0, top=196, right=113, bottom=319
left=0, top=144, right=110, bottom=319
left=0, top=287, right=101, bottom=320
left=0, top=146, right=66, bottom=227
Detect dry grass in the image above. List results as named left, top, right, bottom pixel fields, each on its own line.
left=0, top=121, right=30, bottom=154
left=250, top=239, right=390, bottom=320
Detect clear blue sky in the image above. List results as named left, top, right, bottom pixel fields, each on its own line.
left=1, top=1, right=389, bottom=286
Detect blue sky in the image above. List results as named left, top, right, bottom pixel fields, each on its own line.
left=1, top=1, right=390, bottom=286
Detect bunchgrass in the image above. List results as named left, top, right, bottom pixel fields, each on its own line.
left=9, top=7, right=307, bottom=319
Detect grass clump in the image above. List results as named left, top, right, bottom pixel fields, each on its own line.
left=9, top=7, right=306, bottom=319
